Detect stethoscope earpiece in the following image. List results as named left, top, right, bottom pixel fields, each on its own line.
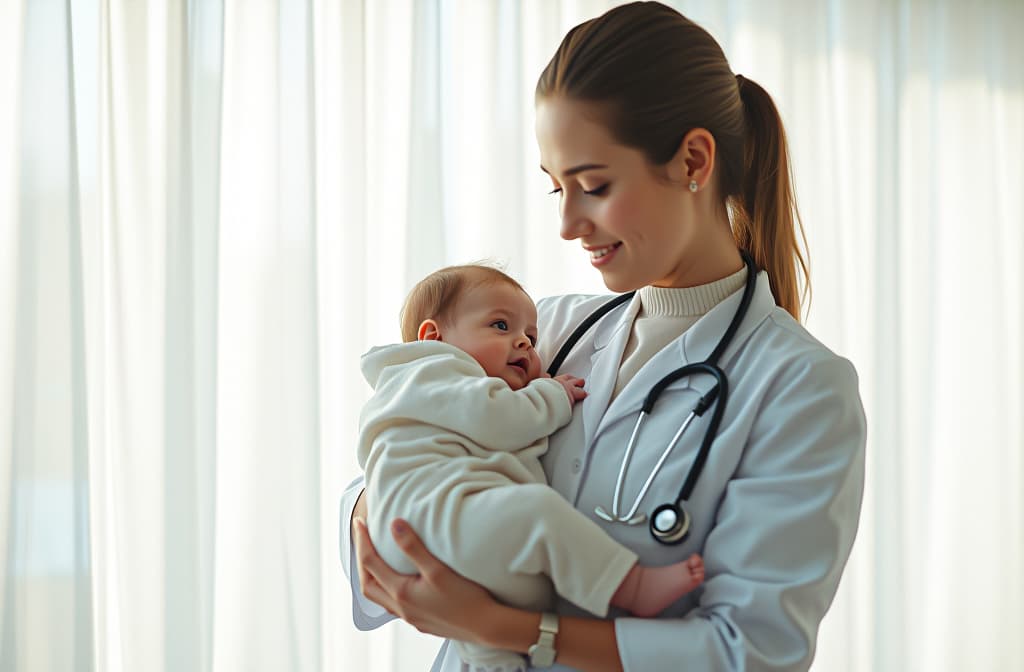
left=650, top=503, right=690, bottom=545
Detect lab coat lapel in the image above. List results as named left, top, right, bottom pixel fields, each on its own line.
left=598, top=335, right=692, bottom=432
left=592, top=271, right=775, bottom=440
left=582, top=293, right=642, bottom=451
left=680, top=270, right=774, bottom=369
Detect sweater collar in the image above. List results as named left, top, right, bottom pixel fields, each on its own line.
left=638, top=265, right=748, bottom=318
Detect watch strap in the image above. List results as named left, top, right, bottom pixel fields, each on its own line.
left=527, top=612, right=559, bottom=668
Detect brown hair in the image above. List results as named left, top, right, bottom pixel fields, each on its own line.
left=399, top=264, right=527, bottom=342
left=536, top=1, right=810, bottom=320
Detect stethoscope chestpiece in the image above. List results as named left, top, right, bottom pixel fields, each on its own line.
left=649, top=502, right=691, bottom=545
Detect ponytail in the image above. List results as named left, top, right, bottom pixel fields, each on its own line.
left=731, top=75, right=810, bottom=321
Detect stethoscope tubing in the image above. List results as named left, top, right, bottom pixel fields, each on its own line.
left=548, top=250, right=758, bottom=544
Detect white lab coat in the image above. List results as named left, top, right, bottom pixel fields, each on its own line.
left=339, top=271, right=867, bottom=672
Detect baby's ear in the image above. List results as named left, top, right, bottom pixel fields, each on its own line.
left=417, top=319, right=443, bottom=341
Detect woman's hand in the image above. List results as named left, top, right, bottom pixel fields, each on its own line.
left=351, top=490, right=368, bottom=533
left=352, top=516, right=505, bottom=645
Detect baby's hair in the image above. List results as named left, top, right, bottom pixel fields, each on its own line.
left=399, top=262, right=527, bottom=342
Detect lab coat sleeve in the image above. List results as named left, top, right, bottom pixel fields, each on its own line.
left=339, top=475, right=396, bottom=630
left=614, top=355, right=867, bottom=672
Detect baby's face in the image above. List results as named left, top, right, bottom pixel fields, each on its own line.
left=440, top=282, right=542, bottom=390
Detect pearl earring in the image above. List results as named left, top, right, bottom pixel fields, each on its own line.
left=689, top=180, right=698, bottom=193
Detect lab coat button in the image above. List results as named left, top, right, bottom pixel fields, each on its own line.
left=572, top=458, right=582, bottom=474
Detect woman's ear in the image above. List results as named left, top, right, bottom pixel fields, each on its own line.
left=666, top=127, right=716, bottom=189
left=417, top=319, right=443, bottom=341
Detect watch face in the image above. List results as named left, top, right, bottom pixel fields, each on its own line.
left=529, top=644, right=556, bottom=667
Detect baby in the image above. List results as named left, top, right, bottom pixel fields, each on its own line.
left=357, top=263, right=704, bottom=672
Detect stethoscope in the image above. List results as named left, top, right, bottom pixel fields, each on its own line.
left=546, top=250, right=757, bottom=546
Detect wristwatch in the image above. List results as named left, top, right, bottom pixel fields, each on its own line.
left=527, top=612, right=559, bottom=668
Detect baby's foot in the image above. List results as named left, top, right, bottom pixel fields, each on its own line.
left=611, top=553, right=705, bottom=617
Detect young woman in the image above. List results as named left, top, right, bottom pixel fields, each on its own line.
left=341, top=3, right=866, bottom=671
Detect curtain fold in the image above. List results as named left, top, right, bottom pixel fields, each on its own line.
left=3, top=1, right=95, bottom=670
left=1, top=1, right=1022, bottom=671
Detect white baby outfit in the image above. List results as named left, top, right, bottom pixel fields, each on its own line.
left=358, top=341, right=638, bottom=672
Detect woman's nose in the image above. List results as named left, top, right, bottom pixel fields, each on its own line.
left=559, top=194, right=593, bottom=241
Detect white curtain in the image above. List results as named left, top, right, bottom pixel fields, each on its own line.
left=1, top=1, right=1021, bottom=671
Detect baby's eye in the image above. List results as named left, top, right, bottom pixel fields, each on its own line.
left=528, top=335, right=537, bottom=346
left=491, top=320, right=509, bottom=331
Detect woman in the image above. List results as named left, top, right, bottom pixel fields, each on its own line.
left=341, top=3, right=866, bottom=671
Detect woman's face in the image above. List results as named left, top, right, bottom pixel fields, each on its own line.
left=535, top=96, right=708, bottom=292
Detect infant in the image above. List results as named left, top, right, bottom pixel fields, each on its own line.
left=357, top=264, right=704, bottom=672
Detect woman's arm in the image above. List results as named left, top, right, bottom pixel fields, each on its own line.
left=353, top=516, right=626, bottom=672
left=488, top=607, right=624, bottom=672
left=339, top=476, right=395, bottom=630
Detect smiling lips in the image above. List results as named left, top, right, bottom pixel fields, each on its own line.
left=588, top=243, right=620, bottom=258
left=586, top=242, right=622, bottom=266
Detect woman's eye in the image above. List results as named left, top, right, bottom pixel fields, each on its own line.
left=547, top=187, right=562, bottom=196
left=583, top=184, right=609, bottom=196
left=491, top=320, right=508, bottom=331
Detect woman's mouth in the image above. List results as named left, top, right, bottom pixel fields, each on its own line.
left=588, top=242, right=622, bottom=266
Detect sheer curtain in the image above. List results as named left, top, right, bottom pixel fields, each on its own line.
left=1, top=1, right=1021, bottom=671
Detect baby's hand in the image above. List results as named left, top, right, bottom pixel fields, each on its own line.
left=554, top=374, right=587, bottom=408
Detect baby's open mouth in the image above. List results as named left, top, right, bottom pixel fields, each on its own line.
left=508, top=358, right=528, bottom=372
